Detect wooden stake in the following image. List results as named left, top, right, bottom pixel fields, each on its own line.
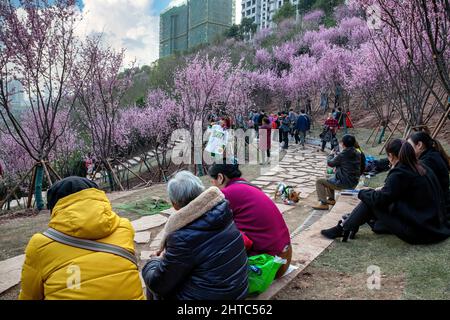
left=42, top=161, right=53, bottom=186
left=0, top=166, right=34, bottom=211
left=91, top=163, right=101, bottom=181
left=432, top=104, right=450, bottom=139
left=366, top=126, right=378, bottom=144
left=46, top=164, right=62, bottom=181
left=106, top=160, right=124, bottom=191
left=371, top=125, right=382, bottom=146
left=115, top=159, right=147, bottom=184
left=379, top=118, right=402, bottom=155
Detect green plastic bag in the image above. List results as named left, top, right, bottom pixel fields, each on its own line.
left=247, top=254, right=283, bottom=295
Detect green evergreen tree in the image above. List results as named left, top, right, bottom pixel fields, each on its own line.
left=273, top=2, right=297, bottom=24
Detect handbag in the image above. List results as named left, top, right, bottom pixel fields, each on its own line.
left=42, top=228, right=138, bottom=266
left=247, top=254, right=283, bottom=295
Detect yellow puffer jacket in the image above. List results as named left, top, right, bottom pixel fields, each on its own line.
left=19, top=188, right=145, bottom=300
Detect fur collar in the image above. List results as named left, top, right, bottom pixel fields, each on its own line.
left=159, top=186, right=224, bottom=251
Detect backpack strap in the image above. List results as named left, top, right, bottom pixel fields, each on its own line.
left=42, top=228, right=138, bottom=266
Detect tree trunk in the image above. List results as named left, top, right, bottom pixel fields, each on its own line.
left=106, top=168, right=115, bottom=192
left=34, top=164, right=45, bottom=211
left=378, top=126, right=387, bottom=144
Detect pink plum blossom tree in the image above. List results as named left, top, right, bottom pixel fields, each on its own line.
left=0, top=0, right=85, bottom=210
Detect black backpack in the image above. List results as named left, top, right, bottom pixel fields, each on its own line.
left=359, top=151, right=367, bottom=175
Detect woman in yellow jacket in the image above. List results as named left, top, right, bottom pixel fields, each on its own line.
left=19, top=177, right=145, bottom=300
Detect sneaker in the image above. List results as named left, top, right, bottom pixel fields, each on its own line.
left=312, top=202, right=329, bottom=210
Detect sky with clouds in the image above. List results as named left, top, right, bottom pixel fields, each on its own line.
left=76, top=0, right=241, bottom=67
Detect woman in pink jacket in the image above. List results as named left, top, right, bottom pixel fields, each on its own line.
left=209, top=162, right=292, bottom=278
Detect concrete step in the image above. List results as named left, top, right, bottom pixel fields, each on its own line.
left=252, top=195, right=360, bottom=300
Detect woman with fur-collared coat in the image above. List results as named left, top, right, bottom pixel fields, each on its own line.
left=142, top=171, right=248, bottom=300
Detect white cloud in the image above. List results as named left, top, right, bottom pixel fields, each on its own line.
left=76, top=0, right=159, bottom=66
left=168, top=0, right=187, bottom=8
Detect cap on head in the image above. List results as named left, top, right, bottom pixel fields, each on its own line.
left=47, top=176, right=99, bottom=211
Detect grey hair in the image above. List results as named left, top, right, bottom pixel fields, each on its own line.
left=167, top=171, right=205, bottom=208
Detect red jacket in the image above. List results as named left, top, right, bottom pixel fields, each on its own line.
left=324, top=118, right=339, bottom=133
left=221, top=178, right=291, bottom=256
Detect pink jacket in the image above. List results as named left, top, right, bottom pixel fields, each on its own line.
left=221, top=178, right=291, bottom=256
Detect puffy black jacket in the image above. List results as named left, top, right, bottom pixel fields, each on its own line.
left=419, top=148, right=450, bottom=194
left=327, top=147, right=361, bottom=189
left=142, top=200, right=248, bottom=300
left=419, top=148, right=450, bottom=216
left=359, top=163, right=450, bottom=244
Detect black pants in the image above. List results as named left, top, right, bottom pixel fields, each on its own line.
left=282, top=131, right=289, bottom=149
left=343, top=202, right=391, bottom=234
left=342, top=202, right=374, bottom=230
left=321, top=136, right=338, bottom=151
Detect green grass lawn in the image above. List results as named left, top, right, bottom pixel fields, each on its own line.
left=310, top=227, right=450, bottom=299
left=113, top=198, right=171, bottom=217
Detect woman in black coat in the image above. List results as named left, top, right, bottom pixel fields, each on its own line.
left=142, top=171, right=248, bottom=300
left=322, top=139, right=450, bottom=244
left=408, top=131, right=450, bottom=217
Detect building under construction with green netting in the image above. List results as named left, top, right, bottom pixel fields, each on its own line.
left=160, top=0, right=235, bottom=58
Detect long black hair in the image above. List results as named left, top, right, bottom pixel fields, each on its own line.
left=387, top=139, right=426, bottom=176
left=386, top=139, right=426, bottom=175
left=409, top=131, right=450, bottom=169
left=208, top=162, right=242, bottom=180
left=385, top=139, right=403, bottom=158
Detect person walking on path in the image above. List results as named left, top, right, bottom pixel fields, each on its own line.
left=294, top=109, right=311, bottom=149
left=259, top=118, right=272, bottom=165
left=280, top=112, right=291, bottom=150
left=320, top=113, right=339, bottom=152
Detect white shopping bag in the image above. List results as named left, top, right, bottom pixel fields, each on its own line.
left=205, top=124, right=229, bottom=155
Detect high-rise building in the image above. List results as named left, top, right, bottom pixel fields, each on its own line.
left=159, top=0, right=234, bottom=58
left=159, top=4, right=189, bottom=58
left=8, top=80, right=26, bottom=111
left=241, top=0, right=299, bottom=30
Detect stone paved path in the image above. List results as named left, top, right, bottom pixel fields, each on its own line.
left=253, top=195, right=361, bottom=300
left=252, top=144, right=328, bottom=200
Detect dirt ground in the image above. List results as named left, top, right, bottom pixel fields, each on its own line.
left=274, top=264, right=405, bottom=300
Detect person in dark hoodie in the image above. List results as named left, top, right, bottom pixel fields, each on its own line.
left=313, top=134, right=361, bottom=210
left=321, top=139, right=450, bottom=244
left=141, top=171, right=248, bottom=300
left=408, top=131, right=450, bottom=217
